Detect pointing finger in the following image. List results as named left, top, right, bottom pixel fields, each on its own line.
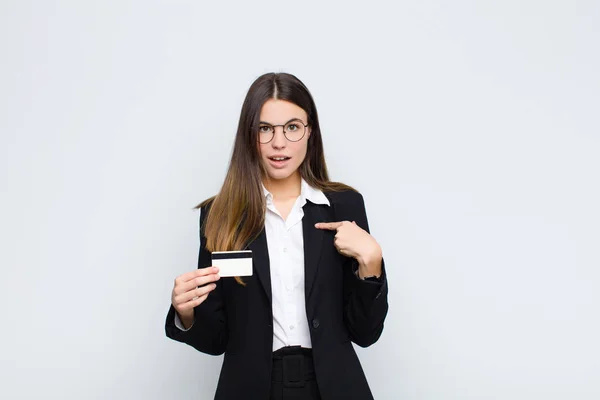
left=315, top=221, right=344, bottom=230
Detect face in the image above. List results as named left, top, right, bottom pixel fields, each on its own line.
left=257, top=98, right=311, bottom=182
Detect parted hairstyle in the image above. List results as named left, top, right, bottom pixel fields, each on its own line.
left=196, top=72, right=355, bottom=285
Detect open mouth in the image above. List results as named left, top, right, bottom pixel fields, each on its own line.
left=268, top=156, right=291, bottom=169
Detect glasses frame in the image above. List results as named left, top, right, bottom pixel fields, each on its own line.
left=257, top=119, right=309, bottom=144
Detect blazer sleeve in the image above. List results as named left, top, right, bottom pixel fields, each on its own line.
left=338, top=191, right=389, bottom=348
left=164, top=204, right=228, bottom=356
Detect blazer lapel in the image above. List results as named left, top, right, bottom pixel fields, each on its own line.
left=247, top=228, right=272, bottom=302
left=302, top=201, right=330, bottom=300
left=246, top=200, right=331, bottom=303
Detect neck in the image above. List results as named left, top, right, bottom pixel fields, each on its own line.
left=263, top=172, right=302, bottom=199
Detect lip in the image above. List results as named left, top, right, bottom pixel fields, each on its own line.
left=267, top=156, right=291, bottom=169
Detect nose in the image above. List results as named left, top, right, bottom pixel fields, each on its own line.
left=271, top=126, right=287, bottom=149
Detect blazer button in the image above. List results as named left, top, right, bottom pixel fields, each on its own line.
left=312, top=319, right=320, bottom=329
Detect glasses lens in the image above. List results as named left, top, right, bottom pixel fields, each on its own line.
left=258, top=125, right=274, bottom=143
left=284, top=121, right=306, bottom=142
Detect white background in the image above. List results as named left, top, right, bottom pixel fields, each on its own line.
left=1, top=1, right=599, bottom=399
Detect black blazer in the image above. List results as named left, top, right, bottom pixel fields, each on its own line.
left=165, top=189, right=389, bottom=399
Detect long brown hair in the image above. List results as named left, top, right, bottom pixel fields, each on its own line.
left=196, top=72, right=355, bottom=285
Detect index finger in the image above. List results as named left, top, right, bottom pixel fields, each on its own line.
left=176, top=266, right=219, bottom=284
left=314, top=221, right=344, bottom=230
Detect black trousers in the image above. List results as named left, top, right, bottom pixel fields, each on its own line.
left=270, top=346, right=322, bottom=400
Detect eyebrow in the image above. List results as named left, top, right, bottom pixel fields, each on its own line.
left=259, top=117, right=304, bottom=125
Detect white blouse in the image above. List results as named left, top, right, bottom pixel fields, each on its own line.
left=263, top=178, right=330, bottom=351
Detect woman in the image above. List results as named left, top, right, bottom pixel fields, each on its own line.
left=165, top=72, right=388, bottom=400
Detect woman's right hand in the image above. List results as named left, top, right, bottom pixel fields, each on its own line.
left=172, top=266, right=220, bottom=327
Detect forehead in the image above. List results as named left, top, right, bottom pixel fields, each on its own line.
left=259, top=99, right=307, bottom=123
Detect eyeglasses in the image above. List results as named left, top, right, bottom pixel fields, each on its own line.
left=257, top=119, right=308, bottom=144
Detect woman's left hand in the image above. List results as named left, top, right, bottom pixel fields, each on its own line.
left=315, top=220, right=383, bottom=277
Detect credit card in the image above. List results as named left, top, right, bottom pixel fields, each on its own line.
left=211, top=250, right=253, bottom=277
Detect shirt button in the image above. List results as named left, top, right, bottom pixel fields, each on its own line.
left=289, top=325, right=294, bottom=330
left=312, top=319, right=320, bottom=329
left=283, top=247, right=287, bottom=252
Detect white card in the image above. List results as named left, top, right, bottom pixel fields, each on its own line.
left=211, top=250, right=253, bottom=277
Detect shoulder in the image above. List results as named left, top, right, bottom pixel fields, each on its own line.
left=323, top=186, right=365, bottom=208
left=193, top=196, right=217, bottom=234
left=322, top=184, right=372, bottom=230
left=195, top=195, right=217, bottom=213
left=322, top=184, right=367, bottom=218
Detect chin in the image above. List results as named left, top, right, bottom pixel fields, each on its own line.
left=267, top=170, right=293, bottom=181
left=264, top=166, right=299, bottom=181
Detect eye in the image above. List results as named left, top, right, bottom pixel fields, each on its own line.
left=259, top=125, right=273, bottom=133
left=286, top=124, right=299, bottom=131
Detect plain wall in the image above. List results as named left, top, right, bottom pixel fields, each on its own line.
left=1, top=1, right=599, bottom=399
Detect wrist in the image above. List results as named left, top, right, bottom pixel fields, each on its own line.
left=177, top=310, right=194, bottom=329
left=357, top=244, right=382, bottom=269
left=357, top=253, right=382, bottom=279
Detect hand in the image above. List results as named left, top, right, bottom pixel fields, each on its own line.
left=314, top=220, right=383, bottom=277
left=172, top=266, right=220, bottom=321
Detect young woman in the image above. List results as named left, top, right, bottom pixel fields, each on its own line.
left=165, top=72, right=388, bottom=400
